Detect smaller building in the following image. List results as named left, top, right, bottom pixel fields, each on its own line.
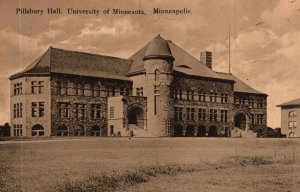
left=277, top=98, right=300, bottom=137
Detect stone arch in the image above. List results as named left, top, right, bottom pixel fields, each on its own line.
left=32, top=124, right=44, bottom=136
left=90, top=125, right=101, bottom=136
left=126, top=103, right=145, bottom=129
left=197, top=125, right=206, bottom=137
left=56, top=124, right=68, bottom=136
left=185, top=124, right=195, bottom=137
left=208, top=125, right=218, bottom=137
left=234, top=111, right=249, bottom=131
left=74, top=125, right=85, bottom=136
left=174, top=124, right=183, bottom=137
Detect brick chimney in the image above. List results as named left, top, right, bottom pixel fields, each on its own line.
left=200, top=51, right=212, bottom=69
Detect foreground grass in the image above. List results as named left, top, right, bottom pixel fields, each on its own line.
left=1, top=138, right=299, bottom=191
left=50, top=156, right=275, bottom=192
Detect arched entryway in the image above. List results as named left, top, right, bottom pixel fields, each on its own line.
left=127, top=104, right=145, bottom=129
left=197, top=125, right=206, bottom=137
left=185, top=125, right=195, bottom=137
left=74, top=125, right=85, bottom=136
left=208, top=125, right=218, bottom=137
left=90, top=125, right=101, bottom=136
left=174, top=124, right=183, bottom=137
left=234, top=112, right=247, bottom=131
left=56, top=124, right=68, bottom=136
left=32, top=124, right=44, bottom=136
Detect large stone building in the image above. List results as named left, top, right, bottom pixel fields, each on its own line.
left=277, top=98, right=300, bottom=138
left=9, top=35, right=268, bottom=137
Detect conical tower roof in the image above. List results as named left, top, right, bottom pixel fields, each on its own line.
left=143, top=34, right=174, bottom=61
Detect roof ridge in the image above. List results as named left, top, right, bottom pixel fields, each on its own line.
left=50, top=46, right=130, bottom=61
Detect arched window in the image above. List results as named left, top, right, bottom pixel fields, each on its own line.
left=154, top=70, right=160, bottom=81
left=32, top=124, right=44, bottom=136
left=288, top=111, right=297, bottom=129
left=289, top=111, right=297, bottom=117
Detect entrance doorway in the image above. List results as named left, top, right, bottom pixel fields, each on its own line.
left=234, top=113, right=247, bottom=130
left=127, top=105, right=144, bottom=128
left=208, top=125, right=218, bottom=137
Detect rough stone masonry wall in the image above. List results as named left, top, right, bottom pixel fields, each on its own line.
left=172, top=75, right=235, bottom=135
left=50, top=74, right=132, bottom=136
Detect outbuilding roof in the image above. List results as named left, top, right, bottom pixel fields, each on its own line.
left=9, top=47, right=132, bottom=81
left=277, top=98, right=300, bottom=107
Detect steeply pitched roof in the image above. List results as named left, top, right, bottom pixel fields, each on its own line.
left=277, top=98, right=300, bottom=107
left=10, top=47, right=132, bottom=81
left=128, top=40, right=225, bottom=80
left=217, top=72, right=267, bottom=95
left=144, top=34, right=174, bottom=61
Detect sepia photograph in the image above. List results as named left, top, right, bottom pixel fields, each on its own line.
left=0, top=0, right=300, bottom=191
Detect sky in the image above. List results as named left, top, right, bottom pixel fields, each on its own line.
left=0, top=0, right=299, bottom=128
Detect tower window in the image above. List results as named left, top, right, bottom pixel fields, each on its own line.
left=155, top=70, right=160, bottom=81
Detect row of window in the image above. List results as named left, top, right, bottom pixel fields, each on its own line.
left=251, top=114, right=264, bottom=125
left=13, top=81, right=45, bottom=96
left=57, top=102, right=102, bottom=119
left=57, top=82, right=130, bottom=97
left=235, top=98, right=266, bottom=108
left=173, top=91, right=229, bottom=103
left=174, top=107, right=229, bottom=122
left=13, top=103, right=23, bottom=118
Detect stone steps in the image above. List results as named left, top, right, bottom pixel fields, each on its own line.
left=231, top=127, right=257, bottom=138
left=126, top=124, right=156, bottom=138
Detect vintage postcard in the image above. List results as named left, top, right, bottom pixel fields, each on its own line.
left=0, top=0, right=299, bottom=191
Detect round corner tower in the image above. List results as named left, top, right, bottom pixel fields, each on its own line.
left=143, top=34, right=175, bottom=136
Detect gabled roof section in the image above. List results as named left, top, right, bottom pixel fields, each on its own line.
left=10, top=47, right=132, bottom=81
left=217, top=72, right=267, bottom=95
left=128, top=39, right=226, bottom=80
left=277, top=98, right=300, bottom=107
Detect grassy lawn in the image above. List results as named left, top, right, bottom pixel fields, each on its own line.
left=0, top=137, right=299, bottom=192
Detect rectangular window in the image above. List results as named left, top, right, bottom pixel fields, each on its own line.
left=198, top=108, right=206, bottom=121
left=32, top=102, right=44, bottom=117
left=210, top=92, right=217, bottom=103
left=38, top=81, right=44, bottom=93
left=13, top=103, right=22, bottom=118
left=257, top=99, right=264, bottom=108
left=251, top=113, right=255, bottom=125
left=100, top=86, right=107, bottom=97
left=249, top=99, right=254, bottom=108
left=31, top=81, right=38, bottom=93
left=92, top=85, right=101, bottom=97
left=110, top=107, right=114, bottom=118
left=221, top=110, right=228, bottom=122
left=136, top=87, right=144, bottom=97
left=91, top=104, right=101, bottom=119
left=75, top=84, right=84, bottom=96
left=209, top=109, right=218, bottom=121
left=13, top=83, right=22, bottom=96
left=154, top=95, right=160, bottom=115
left=186, top=108, right=195, bottom=120
left=75, top=103, right=86, bottom=119
left=174, top=107, right=183, bottom=120
left=32, top=102, right=38, bottom=117
left=108, top=87, right=116, bottom=97
left=58, top=102, right=70, bottom=118
left=221, top=93, right=228, bottom=104
left=288, top=121, right=297, bottom=129
left=199, top=92, right=206, bottom=102
left=13, top=124, right=22, bottom=137
left=256, top=114, right=264, bottom=125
